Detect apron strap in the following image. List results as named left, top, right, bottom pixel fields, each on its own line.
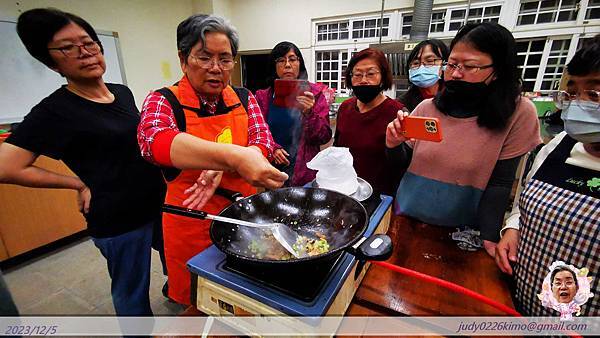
left=156, top=87, right=186, bottom=132
left=155, top=87, right=184, bottom=182
left=231, top=86, right=249, bottom=112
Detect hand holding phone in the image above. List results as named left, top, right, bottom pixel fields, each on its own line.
left=386, top=110, right=443, bottom=147
left=274, top=79, right=310, bottom=108
left=400, top=116, right=443, bottom=142
left=386, top=110, right=410, bottom=148
left=296, top=91, right=315, bottom=114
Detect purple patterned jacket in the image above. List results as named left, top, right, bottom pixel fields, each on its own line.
left=255, top=82, right=332, bottom=186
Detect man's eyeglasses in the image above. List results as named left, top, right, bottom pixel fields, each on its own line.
left=275, top=56, right=300, bottom=65
left=350, top=70, right=381, bottom=81
left=48, top=41, right=101, bottom=58
left=188, top=55, right=236, bottom=70
left=443, top=61, right=493, bottom=74
left=409, top=58, right=442, bottom=69
left=553, top=90, right=600, bottom=111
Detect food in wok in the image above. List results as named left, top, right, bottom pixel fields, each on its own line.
left=248, top=231, right=330, bottom=260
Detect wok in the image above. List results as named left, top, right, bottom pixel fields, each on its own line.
left=163, top=187, right=392, bottom=267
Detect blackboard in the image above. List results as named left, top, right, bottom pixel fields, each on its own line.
left=0, top=20, right=126, bottom=124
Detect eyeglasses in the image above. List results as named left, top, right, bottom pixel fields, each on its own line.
left=409, top=58, right=442, bottom=69
left=553, top=280, right=576, bottom=288
left=553, top=90, right=600, bottom=111
left=275, top=56, right=300, bottom=65
left=443, top=61, right=493, bottom=74
left=350, top=70, right=381, bottom=81
left=188, top=55, right=236, bottom=70
left=48, top=41, right=101, bottom=58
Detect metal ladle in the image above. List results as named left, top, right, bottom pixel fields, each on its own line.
left=162, top=204, right=303, bottom=258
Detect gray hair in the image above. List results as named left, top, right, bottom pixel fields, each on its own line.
left=177, top=14, right=239, bottom=59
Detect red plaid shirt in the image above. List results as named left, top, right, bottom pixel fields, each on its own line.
left=138, top=89, right=274, bottom=166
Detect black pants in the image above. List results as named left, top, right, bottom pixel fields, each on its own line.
left=151, top=216, right=168, bottom=276
left=0, top=270, right=19, bottom=316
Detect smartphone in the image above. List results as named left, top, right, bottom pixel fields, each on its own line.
left=401, top=116, right=443, bottom=142
left=273, top=79, right=310, bottom=108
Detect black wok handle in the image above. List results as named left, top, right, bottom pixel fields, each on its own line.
left=162, top=204, right=208, bottom=220
left=215, top=187, right=244, bottom=202
left=350, top=234, right=393, bottom=261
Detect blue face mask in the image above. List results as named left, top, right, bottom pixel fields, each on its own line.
left=409, top=65, right=441, bottom=88
left=561, top=100, right=600, bottom=144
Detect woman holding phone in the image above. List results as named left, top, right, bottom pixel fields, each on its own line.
left=255, top=41, right=332, bottom=186
left=386, top=22, right=541, bottom=256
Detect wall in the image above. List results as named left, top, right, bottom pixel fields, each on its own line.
left=0, top=0, right=199, bottom=106
left=192, top=0, right=214, bottom=14
left=221, top=0, right=464, bottom=85
left=225, top=0, right=415, bottom=52
left=210, top=0, right=234, bottom=20
left=0, top=0, right=469, bottom=102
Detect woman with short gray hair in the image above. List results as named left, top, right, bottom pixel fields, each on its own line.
left=176, top=14, right=239, bottom=59
left=138, top=14, right=286, bottom=305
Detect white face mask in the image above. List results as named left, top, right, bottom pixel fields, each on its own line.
left=561, top=100, right=600, bottom=144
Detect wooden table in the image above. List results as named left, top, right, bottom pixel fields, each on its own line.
left=177, top=215, right=516, bottom=337
left=347, top=215, right=515, bottom=316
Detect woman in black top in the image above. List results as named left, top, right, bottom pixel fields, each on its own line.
left=0, top=8, right=165, bottom=315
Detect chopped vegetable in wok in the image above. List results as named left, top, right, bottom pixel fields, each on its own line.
left=292, top=235, right=330, bottom=256
left=249, top=240, right=262, bottom=255
left=246, top=232, right=329, bottom=260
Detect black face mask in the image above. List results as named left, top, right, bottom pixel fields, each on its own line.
left=434, top=79, right=491, bottom=114
left=352, top=85, right=382, bottom=104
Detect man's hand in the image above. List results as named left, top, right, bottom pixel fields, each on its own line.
left=182, top=170, right=223, bottom=210
left=273, top=148, right=290, bottom=166
left=495, top=229, right=520, bottom=275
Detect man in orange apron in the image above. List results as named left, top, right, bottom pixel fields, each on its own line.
left=138, top=14, right=286, bottom=305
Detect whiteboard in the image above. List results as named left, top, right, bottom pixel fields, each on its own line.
left=0, top=20, right=126, bottom=124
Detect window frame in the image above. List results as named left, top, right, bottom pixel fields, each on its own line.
left=400, top=12, right=413, bottom=38
left=402, top=2, right=503, bottom=38
left=316, top=20, right=350, bottom=42
left=539, top=38, right=572, bottom=92
left=350, top=16, right=391, bottom=41
left=429, top=10, right=447, bottom=34
left=586, top=0, right=600, bottom=20
left=446, top=5, right=502, bottom=32
left=516, top=0, right=579, bottom=26
left=516, top=36, right=573, bottom=93
left=314, top=15, right=392, bottom=46
left=314, top=49, right=350, bottom=95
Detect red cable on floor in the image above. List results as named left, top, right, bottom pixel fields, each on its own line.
left=372, top=261, right=583, bottom=338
